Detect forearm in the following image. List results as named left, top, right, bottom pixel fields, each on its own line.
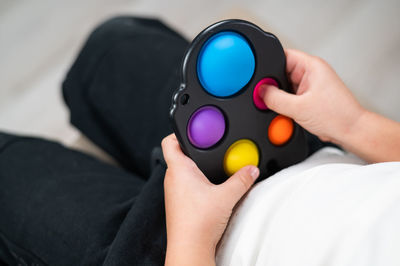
left=336, top=109, right=400, bottom=163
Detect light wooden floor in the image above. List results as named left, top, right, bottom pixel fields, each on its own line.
left=0, top=0, right=399, bottom=146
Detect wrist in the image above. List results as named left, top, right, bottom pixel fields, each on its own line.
left=334, top=107, right=369, bottom=151
left=332, top=105, right=367, bottom=147
left=165, top=239, right=216, bottom=266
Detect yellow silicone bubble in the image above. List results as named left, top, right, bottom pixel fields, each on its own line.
left=223, top=139, right=259, bottom=176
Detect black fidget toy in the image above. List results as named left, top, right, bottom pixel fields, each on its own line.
left=170, top=19, right=308, bottom=184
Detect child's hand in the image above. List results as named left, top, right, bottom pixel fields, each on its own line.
left=161, top=134, right=259, bottom=266
left=259, top=49, right=365, bottom=144
left=259, top=49, right=400, bottom=162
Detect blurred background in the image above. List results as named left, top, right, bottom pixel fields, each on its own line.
left=0, top=0, right=399, bottom=149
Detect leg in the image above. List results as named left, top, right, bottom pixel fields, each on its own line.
left=0, top=132, right=166, bottom=265
left=63, top=17, right=189, bottom=177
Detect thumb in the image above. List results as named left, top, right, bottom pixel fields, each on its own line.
left=219, top=166, right=259, bottom=206
left=259, top=85, right=299, bottom=118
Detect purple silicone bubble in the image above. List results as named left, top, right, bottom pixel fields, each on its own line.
left=187, top=106, right=226, bottom=149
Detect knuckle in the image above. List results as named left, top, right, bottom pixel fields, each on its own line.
left=295, top=96, right=306, bottom=109
left=312, top=56, right=327, bottom=67
left=161, top=137, right=168, bottom=148
left=161, top=135, right=175, bottom=150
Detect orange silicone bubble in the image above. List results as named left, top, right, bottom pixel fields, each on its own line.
left=268, top=115, right=294, bottom=145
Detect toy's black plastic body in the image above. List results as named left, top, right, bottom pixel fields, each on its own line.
left=170, top=19, right=308, bottom=184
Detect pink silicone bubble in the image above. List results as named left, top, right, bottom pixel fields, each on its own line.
left=252, top=78, right=279, bottom=110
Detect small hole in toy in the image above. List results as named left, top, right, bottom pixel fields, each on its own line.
left=266, top=159, right=279, bottom=176
left=180, top=94, right=189, bottom=105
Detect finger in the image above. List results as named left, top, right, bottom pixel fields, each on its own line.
left=219, top=165, right=259, bottom=206
left=285, top=49, right=310, bottom=87
left=259, top=84, right=299, bottom=118
left=161, top=134, right=187, bottom=166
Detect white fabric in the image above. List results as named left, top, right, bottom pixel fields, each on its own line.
left=216, top=147, right=400, bottom=266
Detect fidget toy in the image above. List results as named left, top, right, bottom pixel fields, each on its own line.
left=170, top=19, right=308, bottom=184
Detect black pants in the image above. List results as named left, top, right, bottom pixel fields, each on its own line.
left=0, top=17, right=331, bottom=266
left=0, top=17, right=187, bottom=266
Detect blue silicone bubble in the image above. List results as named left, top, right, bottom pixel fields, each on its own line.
left=197, top=31, right=255, bottom=97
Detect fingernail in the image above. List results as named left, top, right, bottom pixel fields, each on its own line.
left=250, top=167, right=260, bottom=181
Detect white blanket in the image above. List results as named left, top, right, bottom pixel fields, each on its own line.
left=216, top=147, right=400, bottom=266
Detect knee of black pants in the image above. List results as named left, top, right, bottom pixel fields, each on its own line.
left=61, top=15, right=188, bottom=174
left=62, top=16, right=182, bottom=107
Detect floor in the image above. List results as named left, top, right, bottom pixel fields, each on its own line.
left=0, top=0, right=399, bottom=148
